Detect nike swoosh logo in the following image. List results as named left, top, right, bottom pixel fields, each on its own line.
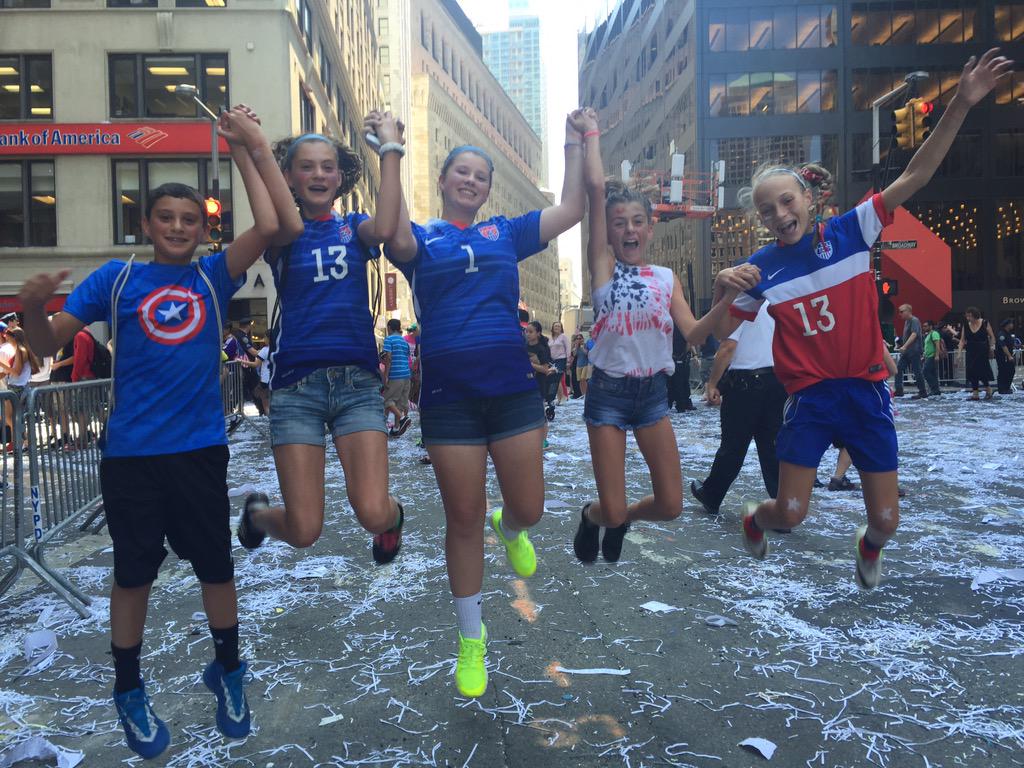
left=767, top=268, right=785, bottom=280
left=425, top=236, right=444, bottom=244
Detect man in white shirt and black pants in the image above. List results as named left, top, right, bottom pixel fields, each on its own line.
left=691, top=303, right=784, bottom=516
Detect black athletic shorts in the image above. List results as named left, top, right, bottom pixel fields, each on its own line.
left=100, top=445, right=233, bottom=588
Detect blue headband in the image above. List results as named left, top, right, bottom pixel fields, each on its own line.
left=284, top=133, right=332, bottom=168
left=442, top=145, right=494, bottom=175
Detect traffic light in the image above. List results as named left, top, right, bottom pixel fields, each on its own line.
left=912, top=99, right=934, bottom=146
left=879, top=278, right=899, bottom=297
left=892, top=101, right=915, bottom=150
left=205, top=197, right=223, bottom=251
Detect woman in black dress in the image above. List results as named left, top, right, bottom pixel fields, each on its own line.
left=958, top=306, right=996, bottom=400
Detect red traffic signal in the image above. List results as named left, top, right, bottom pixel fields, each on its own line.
left=879, top=278, right=899, bottom=297
left=915, top=100, right=934, bottom=115
left=205, top=197, right=222, bottom=217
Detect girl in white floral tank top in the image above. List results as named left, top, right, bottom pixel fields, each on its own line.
left=573, top=107, right=761, bottom=565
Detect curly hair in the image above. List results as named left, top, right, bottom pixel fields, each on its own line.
left=604, top=178, right=653, bottom=221
left=273, top=134, right=362, bottom=201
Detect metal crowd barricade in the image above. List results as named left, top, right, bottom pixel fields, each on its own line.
left=0, top=390, right=32, bottom=598
left=18, top=379, right=111, bottom=616
left=221, top=360, right=246, bottom=433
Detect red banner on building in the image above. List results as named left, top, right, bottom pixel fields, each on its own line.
left=385, top=273, right=397, bottom=312
left=0, top=122, right=229, bottom=156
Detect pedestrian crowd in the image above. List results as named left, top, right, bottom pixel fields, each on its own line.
left=9, top=48, right=1018, bottom=761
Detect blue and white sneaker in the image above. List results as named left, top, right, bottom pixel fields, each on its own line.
left=203, top=660, right=251, bottom=739
left=113, top=683, right=170, bottom=759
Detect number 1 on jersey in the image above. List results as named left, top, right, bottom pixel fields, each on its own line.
left=461, top=244, right=479, bottom=274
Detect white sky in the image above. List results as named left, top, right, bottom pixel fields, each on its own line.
left=458, top=0, right=612, bottom=301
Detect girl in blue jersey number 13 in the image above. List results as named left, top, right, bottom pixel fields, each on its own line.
left=573, top=107, right=760, bottom=564
left=385, top=110, right=590, bottom=699
left=238, top=112, right=408, bottom=567
left=716, top=49, right=1012, bottom=589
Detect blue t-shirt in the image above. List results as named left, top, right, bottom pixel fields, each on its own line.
left=575, top=344, right=589, bottom=368
left=267, top=211, right=380, bottom=388
left=63, top=251, right=243, bottom=458
left=382, top=334, right=411, bottom=379
left=388, top=212, right=547, bottom=409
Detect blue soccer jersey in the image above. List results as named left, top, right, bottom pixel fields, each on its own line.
left=63, top=251, right=243, bottom=458
left=388, top=212, right=547, bottom=408
left=267, top=211, right=380, bottom=389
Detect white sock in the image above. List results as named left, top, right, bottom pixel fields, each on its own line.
left=454, top=593, right=482, bottom=639
left=498, top=511, right=521, bottom=540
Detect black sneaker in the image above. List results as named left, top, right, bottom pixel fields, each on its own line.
left=372, top=503, right=404, bottom=565
left=827, top=476, right=858, bottom=491
left=573, top=504, right=599, bottom=563
left=601, top=522, right=630, bottom=562
left=813, top=477, right=824, bottom=488
left=394, top=416, right=412, bottom=437
left=545, top=404, right=556, bottom=422
left=238, top=493, right=269, bottom=549
left=690, top=480, right=719, bottom=515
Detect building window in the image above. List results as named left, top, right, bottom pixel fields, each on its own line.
left=851, top=1, right=976, bottom=46
left=995, top=200, right=1024, bottom=288
left=112, top=158, right=232, bottom=246
left=708, top=134, right=838, bottom=187
left=107, top=0, right=157, bottom=6
left=710, top=70, right=837, bottom=116
left=907, top=202, right=981, bottom=290
left=108, top=53, right=228, bottom=119
left=851, top=68, right=961, bottom=110
left=1, top=0, right=51, bottom=7
left=996, top=3, right=1024, bottom=41
left=0, top=160, right=55, bottom=247
left=300, top=84, right=315, bottom=133
left=0, top=54, right=53, bottom=119
left=297, top=0, right=313, bottom=54
left=995, top=71, right=1024, bottom=105
left=709, top=5, right=836, bottom=51
left=175, top=0, right=227, bottom=5
left=995, top=131, right=1024, bottom=178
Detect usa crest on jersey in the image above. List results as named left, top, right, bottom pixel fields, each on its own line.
left=478, top=224, right=499, bottom=241
left=338, top=223, right=354, bottom=244
left=815, top=239, right=834, bottom=261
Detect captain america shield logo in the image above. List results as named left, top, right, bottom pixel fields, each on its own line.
left=137, top=285, right=206, bottom=344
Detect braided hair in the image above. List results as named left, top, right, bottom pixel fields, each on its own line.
left=738, top=162, right=835, bottom=247
left=604, top=178, right=653, bottom=221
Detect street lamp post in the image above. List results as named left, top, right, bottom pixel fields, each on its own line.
left=174, top=84, right=219, bottom=201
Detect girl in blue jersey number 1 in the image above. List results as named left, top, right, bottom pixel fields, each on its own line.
left=573, top=108, right=759, bottom=564
left=715, top=50, right=1012, bottom=589
left=238, top=112, right=408, bottom=566
left=385, top=111, right=590, bottom=698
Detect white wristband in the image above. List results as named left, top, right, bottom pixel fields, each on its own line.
left=379, top=142, right=406, bottom=157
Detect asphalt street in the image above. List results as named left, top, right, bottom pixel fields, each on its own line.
left=2, top=391, right=1023, bottom=767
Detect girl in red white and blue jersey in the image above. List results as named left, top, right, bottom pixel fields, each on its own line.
left=573, top=107, right=759, bottom=566
left=715, top=50, right=1013, bottom=589
left=237, top=112, right=408, bottom=568
left=384, top=112, right=590, bottom=699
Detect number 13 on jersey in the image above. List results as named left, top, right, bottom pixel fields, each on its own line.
left=313, top=245, right=348, bottom=282
left=793, top=295, right=835, bottom=336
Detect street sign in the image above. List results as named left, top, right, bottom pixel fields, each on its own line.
left=878, top=240, right=917, bottom=250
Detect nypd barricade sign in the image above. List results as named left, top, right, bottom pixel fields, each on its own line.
left=0, top=122, right=229, bottom=155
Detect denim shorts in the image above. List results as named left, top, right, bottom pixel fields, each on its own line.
left=583, top=367, right=669, bottom=430
left=420, top=388, right=545, bottom=445
left=270, top=365, right=386, bottom=447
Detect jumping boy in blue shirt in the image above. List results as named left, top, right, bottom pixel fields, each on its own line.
left=18, top=105, right=293, bottom=759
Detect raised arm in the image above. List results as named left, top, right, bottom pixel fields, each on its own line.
left=580, top=108, right=614, bottom=289
left=538, top=110, right=588, bottom=243
left=217, top=106, right=299, bottom=280
left=882, top=49, right=1013, bottom=212
left=18, top=270, right=83, bottom=357
left=358, top=112, right=406, bottom=247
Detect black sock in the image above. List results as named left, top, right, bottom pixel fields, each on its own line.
left=861, top=531, right=883, bottom=554
left=111, top=641, right=143, bottom=694
left=210, top=624, right=240, bottom=673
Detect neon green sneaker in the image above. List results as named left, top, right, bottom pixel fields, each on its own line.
left=490, top=507, right=537, bottom=577
left=455, top=623, right=487, bottom=697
